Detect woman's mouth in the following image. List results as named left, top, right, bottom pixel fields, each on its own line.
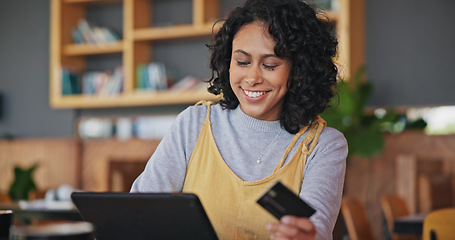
left=243, top=89, right=268, bottom=98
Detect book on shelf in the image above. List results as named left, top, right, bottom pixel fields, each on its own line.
left=79, top=66, right=124, bottom=96
left=61, top=68, right=82, bottom=95
left=136, top=62, right=168, bottom=91
left=72, top=19, right=121, bottom=45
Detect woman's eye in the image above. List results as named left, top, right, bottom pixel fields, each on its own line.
left=236, top=61, right=249, bottom=66
left=263, top=64, right=278, bottom=70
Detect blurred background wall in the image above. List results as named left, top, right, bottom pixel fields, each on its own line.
left=0, top=0, right=454, bottom=138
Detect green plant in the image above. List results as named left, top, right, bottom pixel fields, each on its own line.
left=321, top=67, right=398, bottom=157
left=8, top=164, right=38, bottom=201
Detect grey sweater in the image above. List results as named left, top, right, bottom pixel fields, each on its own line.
left=131, top=103, right=348, bottom=240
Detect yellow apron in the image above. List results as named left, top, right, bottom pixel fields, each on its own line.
left=183, top=101, right=325, bottom=239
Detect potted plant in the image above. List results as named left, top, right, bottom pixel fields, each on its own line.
left=8, top=164, right=38, bottom=201
left=321, top=67, right=399, bottom=158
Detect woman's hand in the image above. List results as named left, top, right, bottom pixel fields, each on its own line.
left=267, top=215, right=316, bottom=240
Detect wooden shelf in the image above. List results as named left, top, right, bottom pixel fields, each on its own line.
left=63, top=41, right=124, bottom=56
left=325, top=10, right=339, bottom=22
left=50, top=90, right=220, bottom=109
left=63, top=0, right=121, bottom=4
left=133, top=23, right=218, bottom=41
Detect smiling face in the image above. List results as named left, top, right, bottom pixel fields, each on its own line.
left=229, top=21, right=292, bottom=121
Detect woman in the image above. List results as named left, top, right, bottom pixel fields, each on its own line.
left=131, top=0, right=347, bottom=239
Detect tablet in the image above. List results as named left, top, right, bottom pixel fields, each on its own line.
left=71, top=192, right=218, bottom=240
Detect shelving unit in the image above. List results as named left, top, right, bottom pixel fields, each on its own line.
left=49, top=0, right=220, bottom=109
left=49, top=0, right=364, bottom=109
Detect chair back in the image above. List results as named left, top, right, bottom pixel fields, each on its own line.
left=108, top=159, right=147, bottom=192
left=419, top=174, right=454, bottom=213
left=381, top=194, right=410, bottom=234
left=423, top=208, right=455, bottom=240
left=341, top=197, right=375, bottom=240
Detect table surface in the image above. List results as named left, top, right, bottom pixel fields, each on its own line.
left=0, top=202, right=82, bottom=224
left=393, top=212, right=427, bottom=235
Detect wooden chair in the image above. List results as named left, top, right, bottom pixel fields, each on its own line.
left=108, top=159, right=148, bottom=192
left=341, top=196, right=375, bottom=240
left=381, top=194, right=420, bottom=240
left=418, top=174, right=454, bottom=213
left=422, top=208, right=455, bottom=240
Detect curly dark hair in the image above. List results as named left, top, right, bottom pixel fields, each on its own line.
left=207, top=0, right=338, bottom=134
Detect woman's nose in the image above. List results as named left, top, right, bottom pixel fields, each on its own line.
left=245, top=66, right=262, bottom=85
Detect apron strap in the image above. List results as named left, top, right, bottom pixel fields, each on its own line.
left=274, top=116, right=326, bottom=171
left=301, top=116, right=326, bottom=156
left=195, top=100, right=215, bottom=123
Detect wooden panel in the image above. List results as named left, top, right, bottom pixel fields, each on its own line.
left=81, top=139, right=161, bottom=191
left=396, top=155, right=418, bottom=213
left=193, top=0, right=219, bottom=26
left=60, top=1, right=86, bottom=71
left=0, top=138, right=79, bottom=194
left=0, top=140, right=13, bottom=194
left=130, top=41, right=151, bottom=93
left=337, top=0, right=365, bottom=81
left=130, top=0, right=150, bottom=29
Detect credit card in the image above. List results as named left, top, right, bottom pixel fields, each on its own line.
left=257, top=181, right=316, bottom=219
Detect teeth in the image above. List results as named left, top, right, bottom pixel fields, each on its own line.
left=244, top=90, right=266, bottom=98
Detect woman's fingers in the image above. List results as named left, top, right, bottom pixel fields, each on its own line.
left=267, top=216, right=316, bottom=240
left=281, top=216, right=316, bottom=234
